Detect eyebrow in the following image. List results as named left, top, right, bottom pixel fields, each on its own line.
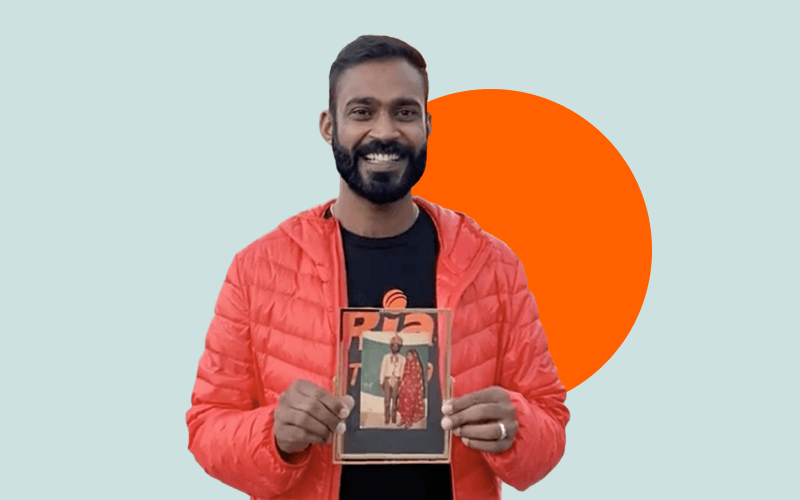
left=344, top=97, right=423, bottom=109
left=392, top=98, right=422, bottom=109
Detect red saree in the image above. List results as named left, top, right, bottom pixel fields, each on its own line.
left=397, top=350, right=426, bottom=427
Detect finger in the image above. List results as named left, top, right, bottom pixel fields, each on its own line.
left=461, top=436, right=513, bottom=453
left=323, top=422, right=347, bottom=444
left=339, top=395, right=356, bottom=418
left=288, top=395, right=341, bottom=433
left=278, top=407, right=332, bottom=441
left=295, top=381, right=346, bottom=419
left=443, top=387, right=508, bottom=415
left=453, top=420, right=518, bottom=440
left=278, top=422, right=329, bottom=447
left=442, top=402, right=511, bottom=431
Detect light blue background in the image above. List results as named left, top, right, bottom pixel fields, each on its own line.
left=1, top=1, right=797, bottom=498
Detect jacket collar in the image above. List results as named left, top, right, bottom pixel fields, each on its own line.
left=278, top=196, right=489, bottom=276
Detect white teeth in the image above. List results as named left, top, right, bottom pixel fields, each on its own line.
left=365, top=153, right=399, bottom=163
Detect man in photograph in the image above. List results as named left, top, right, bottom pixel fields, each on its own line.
left=379, top=334, right=406, bottom=424
left=186, top=35, right=570, bottom=500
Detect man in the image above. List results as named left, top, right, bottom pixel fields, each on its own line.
left=186, top=35, right=569, bottom=500
left=379, top=334, right=406, bottom=424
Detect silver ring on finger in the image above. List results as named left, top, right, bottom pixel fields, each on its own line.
left=498, top=421, right=507, bottom=440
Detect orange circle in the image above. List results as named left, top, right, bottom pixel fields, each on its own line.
left=413, top=89, right=652, bottom=391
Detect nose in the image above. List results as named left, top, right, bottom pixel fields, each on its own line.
left=368, top=110, right=401, bottom=141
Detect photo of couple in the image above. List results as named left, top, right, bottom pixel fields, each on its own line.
left=360, top=332, right=433, bottom=430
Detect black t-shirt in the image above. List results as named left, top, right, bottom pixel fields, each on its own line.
left=338, top=208, right=453, bottom=500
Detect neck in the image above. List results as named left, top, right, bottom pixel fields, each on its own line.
left=333, top=180, right=418, bottom=238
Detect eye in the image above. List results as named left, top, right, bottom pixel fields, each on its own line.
left=351, top=108, right=372, bottom=119
left=397, top=109, right=418, bottom=119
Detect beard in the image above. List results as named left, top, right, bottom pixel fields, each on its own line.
left=331, top=127, right=427, bottom=205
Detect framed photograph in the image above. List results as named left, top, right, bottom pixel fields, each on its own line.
left=333, top=307, right=453, bottom=464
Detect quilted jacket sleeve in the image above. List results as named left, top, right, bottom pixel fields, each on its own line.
left=482, top=255, right=570, bottom=491
left=186, top=254, right=313, bottom=498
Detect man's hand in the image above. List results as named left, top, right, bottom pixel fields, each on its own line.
left=273, top=380, right=355, bottom=456
left=441, top=386, right=518, bottom=453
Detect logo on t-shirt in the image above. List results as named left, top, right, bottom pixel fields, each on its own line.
left=382, top=288, right=408, bottom=309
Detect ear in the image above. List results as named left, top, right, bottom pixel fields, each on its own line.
left=426, top=111, right=432, bottom=138
left=320, top=110, right=333, bottom=145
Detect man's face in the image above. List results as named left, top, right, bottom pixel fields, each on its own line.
left=327, top=58, right=430, bottom=205
left=391, top=342, right=401, bottom=354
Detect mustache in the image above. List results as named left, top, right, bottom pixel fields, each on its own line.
left=352, top=141, right=413, bottom=159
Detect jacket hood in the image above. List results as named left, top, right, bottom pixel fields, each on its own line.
left=277, top=196, right=490, bottom=276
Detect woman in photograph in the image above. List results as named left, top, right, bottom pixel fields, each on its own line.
left=397, top=348, right=426, bottom=428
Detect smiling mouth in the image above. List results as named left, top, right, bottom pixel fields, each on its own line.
left=363, top=153, right=401, bottom=163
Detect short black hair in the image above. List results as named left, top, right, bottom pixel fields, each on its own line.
left=329, top=35, right=428, bottom=115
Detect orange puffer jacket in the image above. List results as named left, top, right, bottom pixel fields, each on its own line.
left=186, top=197, right=569, bottom=500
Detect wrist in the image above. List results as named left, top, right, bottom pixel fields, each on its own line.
left=275, top=436, right=310, bottom=464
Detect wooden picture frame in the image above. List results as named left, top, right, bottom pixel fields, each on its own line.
left=333, top=307, right=453, bottom=464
